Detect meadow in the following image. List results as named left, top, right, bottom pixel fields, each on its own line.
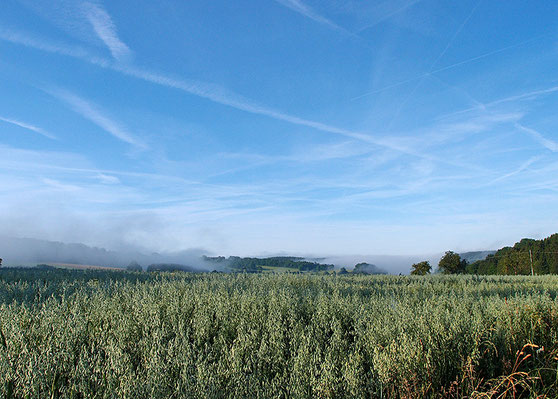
left=1, top=268, right=558, bottom=398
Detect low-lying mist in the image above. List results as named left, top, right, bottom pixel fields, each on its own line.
left=0, top=235, right=453, bottom=274
left=0, top=236, right=216, bottom=271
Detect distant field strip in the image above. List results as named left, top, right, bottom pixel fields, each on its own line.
left=47, top=262, right=124, bottom=270
left=1, top=270, right=558, bottom=398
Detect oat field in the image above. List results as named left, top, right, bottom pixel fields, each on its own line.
left=1, top=268, right=558, bottom=398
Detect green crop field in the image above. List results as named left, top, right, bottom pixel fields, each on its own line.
left=260, top=265, right=300, bottom=273
left=1, top=268, right=558, bottom=398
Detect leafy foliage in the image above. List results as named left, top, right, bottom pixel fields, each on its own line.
left=438, top=251, right=467, bottom=274
left=410, top=260, right=431, bottom=275
left=146, top=263, right=197, bottom=272
left=352, top=262, right=386, bottom=275
left=126, top=261, right=142, bottom=272
left=467, top=233, right=558, bottom=275
left=204, top=256, right=334, bottom=272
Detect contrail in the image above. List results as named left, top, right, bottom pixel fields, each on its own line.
left=0, top=116, right=57, bottom=140
left=82, top=1, right=132, bottom=62
left=49, top=88, right=146, bottom=148
left=1, top=28, right=486, bottom=170
left=352, top=33, right=547, bottom=100
left=384, top=0, right=483, bottom=130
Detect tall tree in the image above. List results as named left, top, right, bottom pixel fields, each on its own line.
left=410, top=261, right=431, bottom=275
left=126, top=261, right=142, bottom=272
left=438, top=251, right=466, bottom=274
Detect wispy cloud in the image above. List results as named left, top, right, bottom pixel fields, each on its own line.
left=0, top=27, right=96, bottom=61
left=273, top=0, right=346, bottom=32
left=95, top=173, right=120, bottom=184
left=82, top=1, right=132, bottom=62
left=356, top=0, right=422, bottom=33
left=484, top=156, right=541, bottom=186
left=50, top=88, right=146, bottom=148
left=384, top=0, right=483, bottom=129
left=0, top=141, right=555, bottom=256
left=4, top=28, right=499, bottom=172
left=435, top=84, right=558, bottom=122
left=42, top=178, right=82, bottom=192
left=431, top=0, right=484, bottom=70
left=428, top=112, right=523, bottom=143
left=1, top=30, right=413, bottom=154
left=211, top=141, right=376, bottom=177
left=489, top=86, right=558, bottom=107
left=515, top=123, right=558, bottom=152
left=352, top=33, right=548, bottom=100
left=13, top=0, right=131, bottom=62
left=0, top=115, right=57, bottom=140
left=0, top=27, right=530, bottom=174
left=115, top=65, right=444, bottom=161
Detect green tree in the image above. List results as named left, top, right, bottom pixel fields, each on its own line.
left=438, top=251, right=466, bottom=274
left=126, top=261, right=143, bottom=272
left=353, top=263, right=386, bottom=275
left=410, top=261, right=431, bottom=275
left=337, top=267, right=348, bottom=275
left=497, top=251, right=530, bottom=275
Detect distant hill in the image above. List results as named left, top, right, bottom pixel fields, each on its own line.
left=467, top=233, right=558, bottom=275
left=0, top=236, right=127, bottom=267
left=0, top=237, right=335, bottom=273
left=203, top=256, right=334, bottom=273
left=0, top=236, right=209, bottom=271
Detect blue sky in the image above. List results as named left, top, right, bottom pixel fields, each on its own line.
left=1, top=0, right=557, bottom=257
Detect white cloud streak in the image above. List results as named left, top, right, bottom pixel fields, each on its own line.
left=12, top=0, right=132, bottom=62
left=0, top=141, right=556, bottom=256
left=273, top=0, right=345, bottom=32
left=0, top=115, right=57, bottom=140
left=82, top=1, right=132, bottom=62
left=352, top=34, right=548, bottom=100
left=435, top=84, right=558, bottom=122
left=0, top=27, right=522, bottom=171
left=1, top=29, right=413, bottom=154
left=515, top=123, right=558, bottom=152
left=2, top=28, right=500, bottom=173
left=356, top=0, right=422, bottom=33
left=430, top=0, right=483, bottom=70
left=95, top=173, right=120, bottom=184
left=42, top=178, right=82, bottom=192
left=114, top=64, right=440, bottom=161
left=484, top=156, right=540, bottom=186
left=50, top=88, right=146, bottom=148
left=0, top=27, right=94, bottom=60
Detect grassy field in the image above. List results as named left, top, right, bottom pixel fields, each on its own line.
left=45, top=263, right=124, bottom=271
left=1, top=268, right=558, bottom=398
left=260, top=265, right=300, bottom=273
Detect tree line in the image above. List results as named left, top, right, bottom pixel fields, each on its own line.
left=205, top=256, right=335, bottom=272
left=411, top=233, right=558, bottom=275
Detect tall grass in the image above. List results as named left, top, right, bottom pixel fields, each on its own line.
left=1, top=269, right=558, bottom=398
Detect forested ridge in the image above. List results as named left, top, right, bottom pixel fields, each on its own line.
left=467, top=233, right=558, bottom=275
left=203, top=256, right=334, bottom=272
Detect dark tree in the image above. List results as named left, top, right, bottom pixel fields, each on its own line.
left=497, top=251, right=530, bottom=275
left=410, top=261, right=431, bottom=275
left=126, top=261, right=143, bottom=272
left=146, top=263, right=196, bottom=273
left=353, top=263, right=386, bottom=275
left=438, top=251, right=466, bottom=274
